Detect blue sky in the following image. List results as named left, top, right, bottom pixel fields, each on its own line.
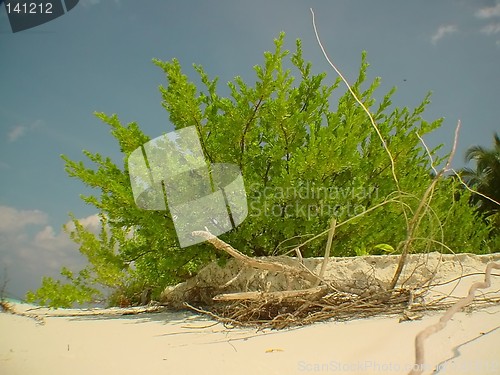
left=1, top=0, right=499, bottom=300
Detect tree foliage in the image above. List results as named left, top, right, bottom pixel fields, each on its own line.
left=26, top=33, right=496, bottom=308
left=462, top=133, right=500, bottom=211
left=461, top=132, right=500, bottom=231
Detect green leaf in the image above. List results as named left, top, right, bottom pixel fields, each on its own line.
left=373, top=243, right=395, bottom=254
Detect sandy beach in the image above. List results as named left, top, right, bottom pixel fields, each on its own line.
left=1, top=253, right=499, bottom=375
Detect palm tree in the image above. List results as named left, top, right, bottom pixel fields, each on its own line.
left=461, top=132, right=500, bottom=225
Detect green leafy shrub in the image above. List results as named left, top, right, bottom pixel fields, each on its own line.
left=26, top=33, right=496, bottom=308
left=26, top=268, right=100, bottom=308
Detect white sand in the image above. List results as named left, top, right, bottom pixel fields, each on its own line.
left=1, top=253, right=499, bottom=375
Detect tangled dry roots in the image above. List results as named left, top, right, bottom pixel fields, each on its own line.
left=184, top=287, right=421, bottom=330
left=159, top=231, right=500, bottom=330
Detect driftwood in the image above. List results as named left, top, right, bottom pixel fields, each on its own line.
left=29, top=305, right=165, bottom=317
left=213, top=285, right=328, bottom=301
left=192, top=230, right=319, bottom=284
left=190, top=230, right=337, bottom=307
left=2, top=302, right=165, bottom=324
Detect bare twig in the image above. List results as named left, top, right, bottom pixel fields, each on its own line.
left=314, top=218, right=336, bottom=287
left=292, top=195, right=407, bottom=253
left=416, top=133, right=438, bottom=176
left=408, top=261, right=500, bottom=375
left=309, top=7, right=410, bottom=245
left=389, top=120, right=461, bottom=290
left=451, top=170, right=500, bottom=208
left=183, top=302, right=239, bottom=326
left=310, top=8, right=400, bottom=194
left=273, top=234, right=315, bottom=256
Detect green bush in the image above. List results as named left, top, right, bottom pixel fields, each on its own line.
left=26, top=33, right=496, bottom=308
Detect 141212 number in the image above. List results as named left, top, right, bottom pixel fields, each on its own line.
left=6, top=2, right=53, bottom=14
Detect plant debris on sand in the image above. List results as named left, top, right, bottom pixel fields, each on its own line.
left=160, top=234, right=500, bottom=329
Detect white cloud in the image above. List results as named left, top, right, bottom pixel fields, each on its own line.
left=0, top=206, right=48, bottom=232
left=64, top=213, right=101, bottom=233
left=7, top=125, right=26, bottom=142
left=6, top=120, right=42, bottom=143
left=34, top=225, right=73, bottom=249
left=431, top=25, right=458, bottom=45
left=476, top=4, right=500, bottom=19
left=481, top=23, right=500, bottom=35
left=0, top=207, right=100, bottom=300
left=34, top=225, right=58, bottom=242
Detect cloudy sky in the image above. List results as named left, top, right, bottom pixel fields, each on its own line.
left=1, top=0, right=499, bottom=301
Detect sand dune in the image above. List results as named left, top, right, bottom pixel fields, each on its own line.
left=1, top=253, right=499, bottom=375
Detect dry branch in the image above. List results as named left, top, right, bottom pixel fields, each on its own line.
left=192, top=230, right=319, bottom=284
left=408, top=261, right=500, bottom=375
left=310, top=8, right=401, bottom=194
left=314, top=218, right=336, bottom=287
left=213, top=285, right=328, bottom=301
left=24, top=305, right=165, bottom=318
